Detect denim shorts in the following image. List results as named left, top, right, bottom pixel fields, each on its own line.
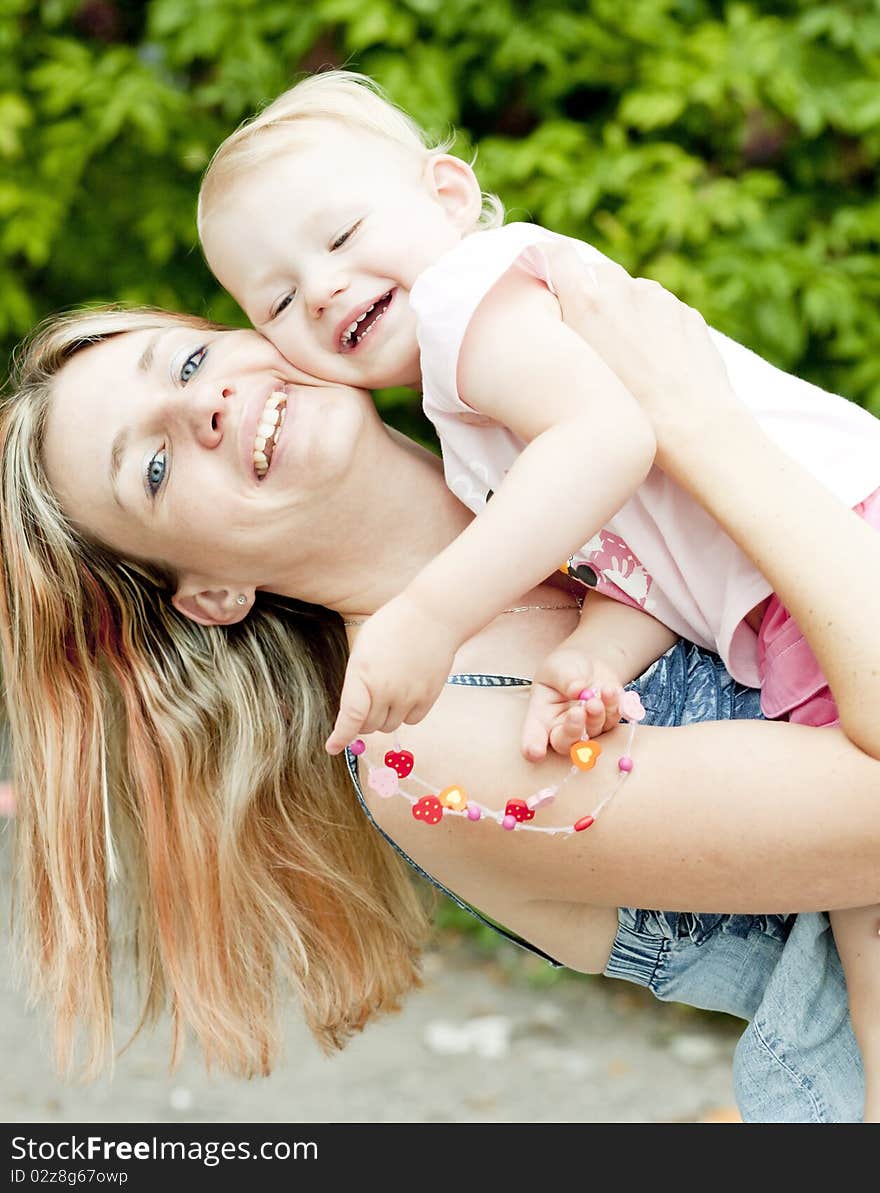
left=604, top=643, right=864, bottom=1122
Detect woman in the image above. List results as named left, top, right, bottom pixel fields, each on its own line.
left=1, top=269, right=878, bottom=1121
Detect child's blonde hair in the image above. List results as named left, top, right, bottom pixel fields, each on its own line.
left=198, top=69, right=504, bottom=237
left=0, top=306, right=430, bottom=1079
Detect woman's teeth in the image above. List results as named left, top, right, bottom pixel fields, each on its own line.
left=253, top=391, right=287, bottom=479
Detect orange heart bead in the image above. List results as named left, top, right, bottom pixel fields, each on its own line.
left=438, top=785, right=467, bottom=811
left=570, top=739, right=602, bottom=771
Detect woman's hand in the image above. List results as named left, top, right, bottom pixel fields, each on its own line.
left=543, top=244, right=741, bottom=468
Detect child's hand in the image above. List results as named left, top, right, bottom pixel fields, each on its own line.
left=325, top=594, right=459, bottom=755
left=521, top=646, right=624, bottom=762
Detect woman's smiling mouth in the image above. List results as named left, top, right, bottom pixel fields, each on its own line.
left=253, top=392, right=287, bottom=478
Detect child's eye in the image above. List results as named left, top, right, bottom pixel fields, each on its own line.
left=179, top=346, right=207, bottom=384
left=145, top=447, right=167, bottom=497
left=331, top=220, right=361, bottom=250
left=272, top=293, right=295, bottom=319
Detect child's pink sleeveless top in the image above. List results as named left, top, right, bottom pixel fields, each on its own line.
left=409, top=223, right=880, bottom=687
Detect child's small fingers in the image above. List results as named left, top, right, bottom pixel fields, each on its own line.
left=583, top=696, right=609, bottom=739
left=521, top=688, right=559, bottom=761
left=521, top=711, right=551, bottom=760
left=523, top=738, right=549, bottom=762
left=549, top=707, right=587, bottom=755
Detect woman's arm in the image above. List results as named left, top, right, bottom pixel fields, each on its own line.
left=368, top=680, right=880, bottom=921
left=545, top=249, right=880, bottom=759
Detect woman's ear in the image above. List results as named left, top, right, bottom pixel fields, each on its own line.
left=424, top=154, right=483, bottom=230
left=172, top=579, right=253, bottom=626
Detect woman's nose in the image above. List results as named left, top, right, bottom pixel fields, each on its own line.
left=167, top=379, right=230, bottom=448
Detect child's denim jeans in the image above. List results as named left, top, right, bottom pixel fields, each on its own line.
left=605, top=642, right=863, bottom=1122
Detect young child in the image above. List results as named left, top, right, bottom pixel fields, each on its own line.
left=197, top=71, right=880, bottom=1117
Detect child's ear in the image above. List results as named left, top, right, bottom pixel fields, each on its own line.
left=424, top=155, right=483, bottom=230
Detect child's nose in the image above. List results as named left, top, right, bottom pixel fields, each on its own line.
left=306, top=271, right=348, bottom=319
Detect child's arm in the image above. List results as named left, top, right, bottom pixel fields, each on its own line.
left=521, top=594, right=677, bottom=761
left=547, top=247, right=880, bottom=761
left=325, top=267, right=655, bottom=753
left=829, top=906, right=880, bottom=1121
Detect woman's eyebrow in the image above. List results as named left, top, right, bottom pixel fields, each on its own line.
left=109, top=429, right=127, bottom=510
left=137, top=328, right=169, bottom=374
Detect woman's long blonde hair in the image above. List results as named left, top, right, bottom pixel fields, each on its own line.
left=0, top=307, right=430, bottom=1079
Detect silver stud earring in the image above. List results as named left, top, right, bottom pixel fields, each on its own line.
left=236, top=594, right=247, bottom=606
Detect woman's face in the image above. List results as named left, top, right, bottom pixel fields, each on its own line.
left=43, top=323, right=374, bottom=610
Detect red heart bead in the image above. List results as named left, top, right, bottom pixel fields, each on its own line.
left=385, top=749, right=414, bottom=778
left=412, top=795, right=443, bottom=826
left=504, top=798, right=535, bottom=823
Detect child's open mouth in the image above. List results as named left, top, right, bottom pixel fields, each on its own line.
left=338, top=291, right=394, bottom=352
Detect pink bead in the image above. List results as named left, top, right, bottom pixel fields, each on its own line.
left=466, top=805, right=482, bottom=821
left=349, top=739, right=366, bottom=755
left=578, top=688, right=597, bottom=702
left=618, top=756, right=633, bottom=773
left=527, top=786, right=557, bottom=810
left=501, top=814, right=516, bottom=831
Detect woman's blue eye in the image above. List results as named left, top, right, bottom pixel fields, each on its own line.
left=331, top=220, right=360, bottom=250
left=179, top=346, right=207, bottom=384
left=146, top=449, right=167, bottom=496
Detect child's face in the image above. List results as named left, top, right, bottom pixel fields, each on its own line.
left=202, top=125, right=480, bottom=390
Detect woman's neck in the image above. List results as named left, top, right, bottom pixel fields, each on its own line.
left=271, top=423, right=474, bottom=616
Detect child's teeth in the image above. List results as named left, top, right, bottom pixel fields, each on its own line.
left=254, top=435, right=266, bottom=451
left=347, top=321, right=358, bottom=334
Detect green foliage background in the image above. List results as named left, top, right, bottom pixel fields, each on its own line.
left=2, top=0, right=880, bottom=421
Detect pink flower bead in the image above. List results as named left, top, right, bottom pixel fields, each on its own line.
left=467, top=806, right=482, bottom=822
left=618, top=756, right=634, bottom=773
left=578, top=688, right=597, bottom=702
left=349, top=739, right=366, bottom=756
left=501, top=814, right=517, bottom=831
left=527, top=787, right=557, bottom=810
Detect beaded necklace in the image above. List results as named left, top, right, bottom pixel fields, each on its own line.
left=348, top=686, right=645, bottom=838
left=342, top=602, right=579, bottom=627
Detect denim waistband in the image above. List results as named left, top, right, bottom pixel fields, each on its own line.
left=605, top=907, right=794, bottom=1004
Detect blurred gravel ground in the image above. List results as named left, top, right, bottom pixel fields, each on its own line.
left=0, top=806, right=742, bottom=1125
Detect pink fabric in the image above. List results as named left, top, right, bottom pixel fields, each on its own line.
left=757, top=486, right=880, bottom=726
left=410, top=222, right=880, bottom=687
